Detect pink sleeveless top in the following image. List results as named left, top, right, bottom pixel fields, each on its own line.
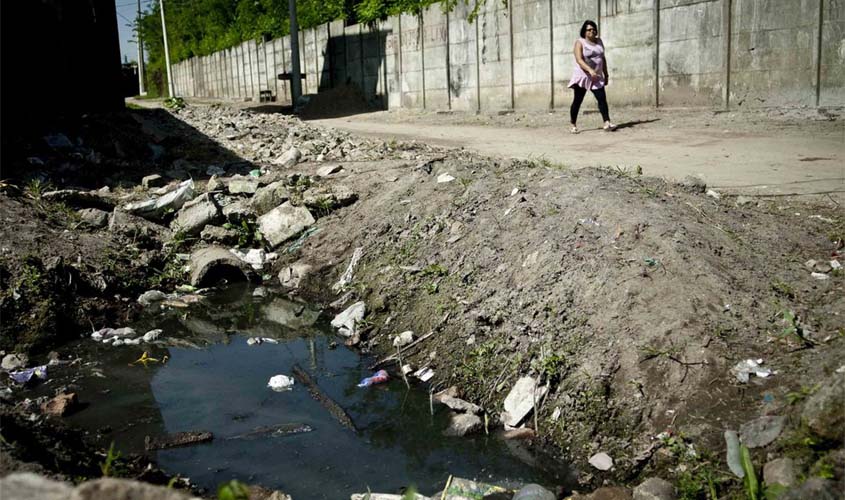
left=568, top=37, right=606, bottom=90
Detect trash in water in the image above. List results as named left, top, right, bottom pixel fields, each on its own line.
left=357, top=369, right=389, bottom=388
left=731, top=358, right=774, bottom=383
left=132, top=352, right=166, bottom=367
left=247, top=337, right=280, bottom=346
left=9, top=365, right=47, bottom=384
left=268, top=374, right=295, bottom=392
left=414, top=367, right=435, bottom=382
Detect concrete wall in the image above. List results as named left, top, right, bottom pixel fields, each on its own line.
left=172, top=0, right=845, bottom=110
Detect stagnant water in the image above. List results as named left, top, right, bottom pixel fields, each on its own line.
left=55, top=284, right=568, bottom=498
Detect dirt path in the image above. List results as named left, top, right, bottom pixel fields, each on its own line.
left=309, top=109, right=844, bottom=199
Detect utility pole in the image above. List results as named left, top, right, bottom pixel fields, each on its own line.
left=137, top=0, right=147, bottom=96
left=159, top=0, right=176, bottom=97
left=288, top=0, right=302, bottom=105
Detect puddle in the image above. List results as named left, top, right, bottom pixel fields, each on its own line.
left=55, top=284, right=568, bottom=498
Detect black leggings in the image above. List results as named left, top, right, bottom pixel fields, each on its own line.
left=570, top=86, right=610, bottom=124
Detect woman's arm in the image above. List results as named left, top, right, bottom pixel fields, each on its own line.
left=573, top=40, right=597, bottom=76
left=600, top=40, right=609, bottom=82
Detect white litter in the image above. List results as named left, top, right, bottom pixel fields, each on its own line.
left=393, top=330, right=414, bottom=348
left=414, top=367, right=435, bottom=382
left=437, top=173, right=455, bottom=183
left=811, top=272, right=829, bottom=280
left=268, top=374, right=295, bottom=392
left=588, top=452, right=613, bottom=471
left=731, top=358, right=774, bottom=383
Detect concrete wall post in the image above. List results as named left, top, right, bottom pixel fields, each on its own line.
left=721, top=0, right=731, bottom=109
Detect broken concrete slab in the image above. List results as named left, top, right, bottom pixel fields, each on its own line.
left=263, top=298, right=320, bottom=330
left=271, top=146, right=301, bottom=168
left=739, top=415, right=786, bottom=448
left=251, top=181, right=291, bottom=216
left=200, top=225, right=239, bottom=244
left=257, top=202, right=315, bottom=248
left=278, top=261, right=313, bottom=288
left=221, top=199, right=254, bottom=224
left=78, top=208, right=109, bottom=228
left=443, top=412, right=483, bottom=437
left=171, top=193, right=221, bottom=235
left=502, top=376, right=548, bottom=427
left=141, top=174, right=166, bottom=189
left=434, top=393, right=482, bottom=414
left=330, top=301, right=365, bottom=338
left=227, top=176, right=260, bottom=195
left=302, top=185, right=357, bottom=211
left=189, top=246, right=253, bottom=287
left=316, top=164, right=343, bottom=177
left=124, top=180, right=194, bottom=221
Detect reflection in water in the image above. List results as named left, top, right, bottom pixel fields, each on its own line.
left=68, top=285, right=568, bottom=498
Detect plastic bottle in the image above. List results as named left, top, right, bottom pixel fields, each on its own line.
left=357, top=369, right=389, bottom=387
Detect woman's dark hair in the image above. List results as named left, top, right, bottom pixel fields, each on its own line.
left=580, top=20, right=598, bottom=38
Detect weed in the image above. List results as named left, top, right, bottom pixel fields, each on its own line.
left=99, top=442, right=122, bottom=477
left=740, top=444, right=760, bottom=500
left=459, top=177, right=473, bottom=188
left=24, top=178, right=51, bottom=199
left=425, top=281, right=439, bottom=294
left=163, top=96, right=186, bottom=110
left=223, top=219, right=261, bottom=248
left=771, top=279, right=796, bottom=300
left=314, top=197, right=334, bottom=216
left=421, top=263, right=448, bottom=277
left=786, top=384, right=820, bottom=405
left=775, top=309, right=813, bottom=346
left=217, top=480, right=249, bottom=500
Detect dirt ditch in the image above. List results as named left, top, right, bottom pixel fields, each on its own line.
left=1, top=102, right=842, bottom=499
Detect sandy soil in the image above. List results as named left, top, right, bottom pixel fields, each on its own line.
left=308, top=107, right=844, bottom=199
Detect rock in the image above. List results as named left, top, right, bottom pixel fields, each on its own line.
left=705, top=189, right=721, bottom=200
left=330, top=301, right=366, bottom=337
left=124, top=179, right=194, bottom=220
left=2, top=353, right=28, bottom=371
left=725, top=430, right=744, bottom=478
left=109, top=209, right=171, bottom=243
left=75, top=477, right=201, bottom=500
left=513, top=484, right=556, bottom=500
left=434, top=394, right=482, bottom=414
left=437, top=173, right=456, bottom=183
left=393, top=330, right=414, bottom=348
left=801, top=374, right=844, bottom=441
left=227, top=175, right=260, bottom=195
left=316, top=164, right=343, bottom=177
left=141, top=174, right=166, bottom=189
left=633, top=477, right=676, bottom=500
left=0, top=473, right=73, bottom=500
left=763, top=458, right=797, bottom=488
left=780, top=478, right=839, bottom=500
left=263, top=298, right=320, bottom=329
left=40, top=392, right=78, bottom=416
left=279, top=261, right=313, bottom=288
left=735, top=195, right=755, bottom=207
left=502, top=427, right=535, bottom=440
left=171, top=193, right=221, bottom=235
left=200, top=225, right=239, bottom=244
left=271, top=146, right=302, bottom=167
left=77, top=208, right=109, bottom=228
left=502, top=376, right=548, bottom=427
left=251, top=181, right=291, bottom=216
left=206, top=175, right=223, bottom=192
left=589, top=452, right=614, bottom=471
left=189, top=246, right=252, bottom=287
left=144, top=431, right=213, bottom=450
left=142, top=329, right=162, bottom=342
left=582, top=487, right=632, bottom=500
left=222, top=199, right=255, bottom=223
left=443, top=412, right=483, bottom=436
left=739, top=415, right=786, bottom=448
left=302, top=185, right=357, bottom=210
left=137, top=290, right=167, bottom=306
left=679, top=175, right=706, bottom=193
left=257, top=202, right=315, bottom=248
left=230, top=248, right=277, bottom=270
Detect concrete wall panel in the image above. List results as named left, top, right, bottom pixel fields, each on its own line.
left=448, top=0, right=479, bottom=111
left=512, top=0, right=552, bottom=109
left=400, top=13, right=425, bottom=108
left=422, top=6, right=450, bottom=110
left=820, top=0, right=845, bottom=105
left=478, top=0, right=512, bottom=111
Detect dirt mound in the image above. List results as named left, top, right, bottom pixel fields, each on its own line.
left=297, top=84, right=378, bottom=120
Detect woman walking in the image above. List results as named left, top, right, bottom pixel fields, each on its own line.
left=568, top=20, right=616, bottom=133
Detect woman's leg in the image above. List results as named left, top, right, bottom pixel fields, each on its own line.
left=591, top=87, right=611, bottom=123
left=570, top=86, right=587, bottom=125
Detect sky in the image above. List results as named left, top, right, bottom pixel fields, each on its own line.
left=114, top=0, right=155, bottom=64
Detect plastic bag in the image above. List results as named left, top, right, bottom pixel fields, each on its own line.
left=357, top=369, right=389, bottom=387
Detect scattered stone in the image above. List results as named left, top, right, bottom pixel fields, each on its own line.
left=589, top=452, right=614, bottom=471
left=263, top=298, right=320, bottom=329
left=633, top=477, right=676, bottom=500
left=679, top=175, right=706, bottom=193
left=78, top=208, right=109, bottom=228
left=279, top=261, right=313, bottom=288
left=578, top=487, right=632, bottom=500
left=302, top=184, right=357, bottom=210
left=189, top=246, right=252, bottom=287
left=227, top=176, right=260, bottom=195
left=200, top=225, right=239, bottom=244
left=251, top=181, right=291, bottom=216
left=437, top=173, right=456, bottom=183
left=271, top=146, right=302, bottom=167
left=501, top=428, right=535, bottom=440
left=40, top=392, right=79, bottom=417
left=124, top=179, right=195, bottom=220
left=230, top=248, right=277, bottom=270
left=316, top=164, right=343, bottom=177
left=2, top=353, right=28, bottom=371
left=141, top=174, right=166, bottom=189
left=513, top=484, right=556, bottom=500
left=739, top=415, right=786, bottom=448
left=433, top=393, right=482, bottom=414
left=393, top=330, right=415, bottom=348
left=725, top=430, right=744, bottom=478
left=144, top=431, right=213, bottom=450
left=705, top=189, right=721, bottom=200
left=221, top=199, right=255, bottom=223
left=206, top=175, right=223, bottom=192
left=257, top=202, right=315, bottom=248
left=142, top=329, right=162, bottom=342
left=763, top=457, right=797, bottom=488
left=502, top=376, right=548, bottom=427
left=780, top=478, right=839, bottom=500
left=735, top=195, right=755, bottom=207
left=443, top=412, right=483, bottom=436
left=171, top=193, right=221, bottom=235
left=252, top=286, right=267, bottom=297
left=137, top=290, right=167, bottom=307
left=0, top=473, right=74, bottom=500
left=331, top=301, right=366, bottom=337
left=801, top=374, right=844, bottom=441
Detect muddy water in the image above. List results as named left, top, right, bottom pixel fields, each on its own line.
left=61, top=284, right=567, bottom=498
